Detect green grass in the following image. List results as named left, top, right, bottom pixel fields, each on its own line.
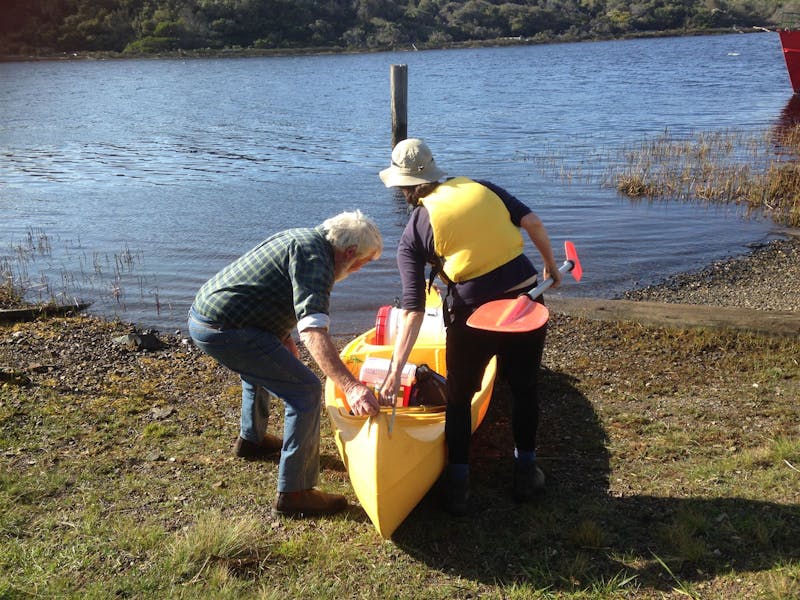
left=1, top=313, right=799, bottom=598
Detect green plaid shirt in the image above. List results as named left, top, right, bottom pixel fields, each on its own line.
left=192, top=226, right=334, bottom=338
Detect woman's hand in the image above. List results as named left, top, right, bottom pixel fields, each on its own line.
left=378, top=371, right=402, bottom=407
left=543, top=262, right=562, bottom=289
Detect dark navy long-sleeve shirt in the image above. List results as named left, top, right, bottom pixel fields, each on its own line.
left=397, top=179, right=538, bottom=312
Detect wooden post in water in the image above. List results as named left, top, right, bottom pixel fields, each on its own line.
left=390, top=64, right=408, bottom=147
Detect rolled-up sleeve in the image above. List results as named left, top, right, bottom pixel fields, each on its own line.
left=297, top=313, right=331, bottom=332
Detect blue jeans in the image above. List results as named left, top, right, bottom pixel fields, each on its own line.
left=188, top=307, right=321, bottom=493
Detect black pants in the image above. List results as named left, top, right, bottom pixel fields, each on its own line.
left=444, top=304, right=547, bottom=465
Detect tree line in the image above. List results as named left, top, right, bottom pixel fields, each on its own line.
left=1, top=0, right=799, bottom=57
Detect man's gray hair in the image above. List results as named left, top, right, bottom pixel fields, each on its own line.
left=322, top=210, right=382, bottom=259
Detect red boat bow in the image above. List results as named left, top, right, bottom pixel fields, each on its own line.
left=779, top=29, right=800, bottom=93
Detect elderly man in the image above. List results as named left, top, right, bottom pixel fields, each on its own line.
left=188, top=210, right=382, bottom=517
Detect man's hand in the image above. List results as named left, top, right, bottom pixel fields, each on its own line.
left=299, top=327, right=380, bottom=417
left=346, top=384, right=380, bottom=416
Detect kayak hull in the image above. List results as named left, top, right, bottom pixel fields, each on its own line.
left=324, top=329, right=496, bottom=538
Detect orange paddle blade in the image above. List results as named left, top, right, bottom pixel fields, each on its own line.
left=467, top=240, right=582, bottom=332
left=466, top=295, right=549, bottom=332
left=565, top=240, right=582, bottom=282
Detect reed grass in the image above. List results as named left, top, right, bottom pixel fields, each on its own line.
left=614, top=127, right=800, bottom=226
left=0, top=228, right=159, bottom=313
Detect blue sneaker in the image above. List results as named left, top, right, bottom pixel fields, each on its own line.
left=445, top=472, right=470, bottom=516
left=513, top=461, right=545, bottom=502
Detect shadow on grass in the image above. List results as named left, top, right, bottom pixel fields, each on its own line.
left=391, top=367, right=800, bottom=593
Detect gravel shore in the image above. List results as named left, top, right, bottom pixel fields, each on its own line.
left=3, top=231, right=797, bottom=397
left=621, top=234, right=800, bottom=313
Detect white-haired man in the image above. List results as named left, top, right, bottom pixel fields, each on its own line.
left=189, top=211, right=382, bottom=517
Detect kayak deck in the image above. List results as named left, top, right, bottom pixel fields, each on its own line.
left=324, top=328, right=496, bottom=537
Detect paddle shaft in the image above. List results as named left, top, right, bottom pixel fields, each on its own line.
left=524, top=259, right=575, bottom=302
left=382, top=350, right=397, bottom=434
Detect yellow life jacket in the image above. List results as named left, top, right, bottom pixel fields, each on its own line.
left=420, top=177, right=524, bottom=282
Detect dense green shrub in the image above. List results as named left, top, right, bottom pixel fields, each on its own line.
left=123, top=36, right=177, bottom=54
left=0, top=0, right=794, bottom=56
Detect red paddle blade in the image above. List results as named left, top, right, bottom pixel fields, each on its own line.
left=565, top=240, right=582, bottom=282
left=466, top=295, right=549, bottom=332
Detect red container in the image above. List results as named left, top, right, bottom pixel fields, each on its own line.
left=374, top=305, right=393, bottom=346
left=373, top=305, right=445, bottom=346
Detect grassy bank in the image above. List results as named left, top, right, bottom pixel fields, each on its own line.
left=1, top=309, right=798, bottom=598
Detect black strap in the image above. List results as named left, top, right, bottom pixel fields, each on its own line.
left=428, top=254, right=455, bottom=327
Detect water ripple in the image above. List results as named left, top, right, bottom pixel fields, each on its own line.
left=0, top=33, right=789, bottom=331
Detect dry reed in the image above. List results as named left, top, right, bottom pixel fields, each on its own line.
left=615, top=127, right=800, bottom=226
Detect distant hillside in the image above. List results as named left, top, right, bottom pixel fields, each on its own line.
left=1, top=0, right=798, bottom=58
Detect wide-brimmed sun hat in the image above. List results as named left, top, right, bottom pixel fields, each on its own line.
left=379, top=138, right=447, bottom=187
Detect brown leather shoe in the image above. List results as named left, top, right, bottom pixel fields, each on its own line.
left=275, top=489, right=348, bottom=517
left=233, top=434, right=283, bottom=459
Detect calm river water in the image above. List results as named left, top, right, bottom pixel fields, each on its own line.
left=0, top=32, right=796, bottom=334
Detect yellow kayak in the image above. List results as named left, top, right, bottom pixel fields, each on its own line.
left=324, top=297, right=496, bottom=538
